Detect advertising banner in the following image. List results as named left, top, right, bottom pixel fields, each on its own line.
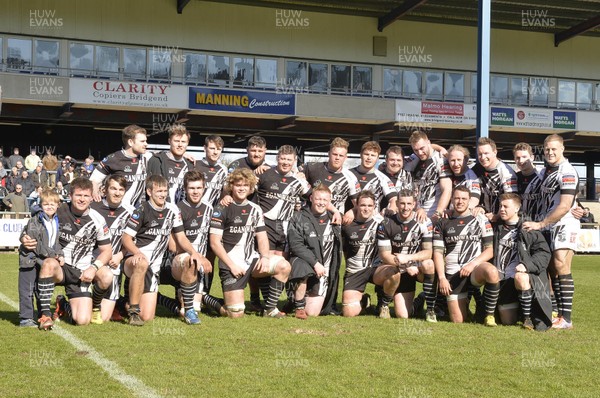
left=189, top=87, right=295, bottom=115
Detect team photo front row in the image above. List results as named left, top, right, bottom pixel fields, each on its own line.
left=16, top=126, right=579, bottom=333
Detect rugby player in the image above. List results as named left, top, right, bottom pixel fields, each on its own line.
left=433, top=186, right=500, bottom=326
left=523, top=134, right=580, bottom=330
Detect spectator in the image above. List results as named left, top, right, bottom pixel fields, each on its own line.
left=77, top=164, right=91, bottom=179
left=24, top=148, right=41, bottom=172
left=42, top=149, right=59, bottom=187
left=84, top=156, right=95, bottom=174
left=53, top=180, right=69, bottom=202
left=56, top=159, right=70, bottom=185
left=30, top=163, right=49, bottom=188
left=0, top=185, right=8, bottom=211
left=17, top=170, right=35, bottom=196
left=15, top=160, right=25, bottom=173
left=2, top=184, right=29, bottom=216
left=28, top=186, right=44, bottom=208
left=6, top=167, right=20, bottom=192
left=9, top=147, right=24, bottom=169
left=581, top=207, right=596, bottom=224
left=63, top=164, right=76, bottom=184
left=0, top=148, right=9, bottom=170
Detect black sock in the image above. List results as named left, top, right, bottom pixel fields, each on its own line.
left=128, top=303, right=140, bottom=315
left=265, top=278, right=285, bottom=312
left=551, top=276, right=562, bottom=316
left=518, top=289, right=533, bottom=319
left=202, top=294, right=225, bottom=314
left=423, top=274, right=436, bottom=311
left=558, top=274, right=574, bottom=323
left=122, top=277, right=130, bottom=304
left=295, top=297, right=306, bottom=310
left=180, top=281, right=198, bottom=312
left=380, top=293, right=393, bottom=307
left=285, top=281, right=297, bottom=302
left=468, top=285, right=482, bottom=307
left=550, top=291, right=558, bottom=314
left=37, top=277, right=54, bottom=317
left=157, top=293, right=180, bottom=316
left=483, top=282, right=500, bottom=316
left=375, top=285, right=384, bottom=306
left=92, top=284, right=107, bottom=310
left=257, top=277, right=271, bottom=304
left=61, top=298, right=73, bottom=321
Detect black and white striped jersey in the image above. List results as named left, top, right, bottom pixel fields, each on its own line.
left=147, top=151, right=193, bottom=203
left=91, top=200, right=132, bottom=276
left=404, top=150, right=451, bottom=214
left=210, top=200, right=266, bottom=267
left=342, top=218, right=380, bottom=274
left=257, top=167, right=309, bottom=221
left=495, top=222, right=519, bottom=280
left=377, top=214, right=433, bottom=257
left=350, top=167, right=396, bottom=212
left=302, top=162, right=360, bottom=213
left=433, top=214, right=493, bottom=275
left=449, top=168, right=481, bottom=201
left=315, top=212, right=335, bottom=272
left=178, top=199, right=213, bottom=256
left=472, top=161, right=517, bottom=214
left=124, top=201, right=184, bottom=273
left=195, top=158, right=228, bottom=207
left=522, top=160, right=578, bottom=224
left=90, top=149, right=152, bottom=209
left=57, top=204, right=111, bottom=270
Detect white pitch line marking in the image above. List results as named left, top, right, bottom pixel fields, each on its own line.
left=0, top=291, right=162, bottom=398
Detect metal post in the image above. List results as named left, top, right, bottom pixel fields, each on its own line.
left=476, top=0, right=491, bottom=141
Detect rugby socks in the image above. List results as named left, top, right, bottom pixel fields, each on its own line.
left=257, top=277, right=271, bottom=304
left=202, top=294, right=225, bottom=314
left=380, top=292, right=393, bottom=307
left=92, top=285, right=108, bottom=310
left=551, top=292, right=558, bottom=314
left=467, top=285, right=483, bottom=307
left=37, top=277, right=55, bottom=317
left=483, top=282, right=500, bottom=316
left=423, top=274, right=437, bottom=311
left=558, top=274, right=574, bottom=323
left=551, top=277, right=562, bottom=316
left=62, top=300, right=73, bottom=321
left=295, top=297, right=306, bottom=310
left=157, top=292, right=180, bottom=316
left=122, top=277, right=130, bottom=304
left=180, top=281, right=198, bottom=312
left=518, top=289, right=533, bottom=320
left=265, top=277, right=286, bottom=312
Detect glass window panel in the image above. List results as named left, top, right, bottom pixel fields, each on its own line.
left=69, top=43, right=93, bottom=72
left=148, top=48, right=171, bottom=80
left=511, top=77, right=528, bottom=105
left=233, top=57, right=254, bottom=86
left=384, top=68, right=402, bottom=96
left=490, top=76, right=508, bottom=104
left=255, top=58, right=277, bottom=88
left=425, top=71, right=443, bottom=100
left=577, top=82, right=593, bottom=107
left=530, top=78, right=549, bottom=106
left=184, top=53, right=206, bottom=83
left=34, top=40, right=60, bottom=72
left=7, top=38, right=32, bottom=70
left=595, top=83, right=600, bottom=110
left=308, top=63, right=327, bottom=93
left=123, top=48, right=146, bottom=79
left=353, top=66, right=372, bottom=93
left=558, top=80, right=575, bottom=108
left=403, top=70, right=422, bottom=98
left=445, top=72, right=464, bottom=101
left=331, top=64, right=350, bottom=93
left=471, top=74, right=477, bottom=102
left=96, top=45, right=119, bottom=74
left=208, top=55, right=230, bottom=85
left=0, top=38, right=3, bottom=67
left=285, top=61, right=307, bottom=89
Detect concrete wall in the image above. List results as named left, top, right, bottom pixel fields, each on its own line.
left=1, top=0, right=599, bottom=79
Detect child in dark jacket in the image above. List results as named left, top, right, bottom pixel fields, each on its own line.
left=18, top=189, right=63, bottom=327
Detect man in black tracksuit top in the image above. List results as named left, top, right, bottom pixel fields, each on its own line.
left=287, top=184, right=342, bottom=319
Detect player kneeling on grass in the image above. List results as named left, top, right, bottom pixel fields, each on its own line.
left=121, top=175, right=207, bottom=326
left=26, top=178, right=113, bottom=329
left=287, top=184, right=342, bottom=319
left=376, top=189, right=437, bottom=321
left=433, top=186, right=500, bottom=326
left=341, top=191, right=393, bottom=317
left=210, top=168, right=291, bottom=319
left=494, top=193, right=552, bottom=330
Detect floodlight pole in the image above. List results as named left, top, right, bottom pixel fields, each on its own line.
left=476, top=0, right=491, bottom=142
